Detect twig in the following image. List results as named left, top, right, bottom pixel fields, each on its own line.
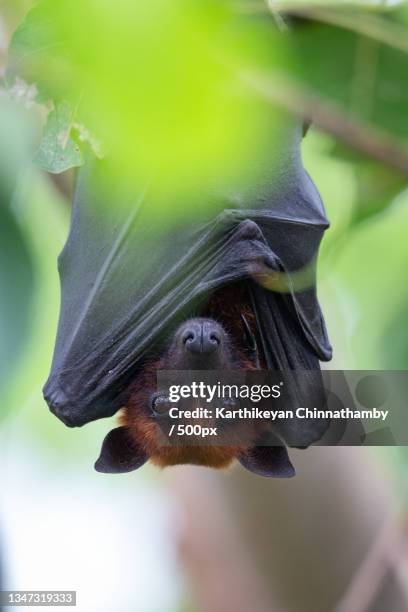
left=239, top=69, right=408, bottom=174
left=336, top=510, right=408, bottom=612
left=167, top=467, right=281, bottom=612
left=387, top=535, right=408, bottom=605
left=272, top=4, right=408, bottom=54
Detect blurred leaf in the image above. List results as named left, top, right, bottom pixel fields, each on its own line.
left=0, top=99, right=38, bottom=396
left=288, top=10, right=408, bottom=142
left=34, top=101, right=84, bottom=173
left=352, top=162, right=406, bottom=225
left=330, top=142, right=406, bottom=225
left=381, top=308, right=408, bottom=369
left=0, top=98, right=39, bottom=197
left=7, top=1, right=75, bottom=102
left=8, top=0, right=287, bottom=189
left=10, top=0, right=408, bottom=182
left=0, top=203, right=34, bottom=391
left=327, top=195, right=408, bottom=369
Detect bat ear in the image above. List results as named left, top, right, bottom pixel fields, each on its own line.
left=95, top=426, right=148, bottom=474
left=239, top=445, right=295, bottom=478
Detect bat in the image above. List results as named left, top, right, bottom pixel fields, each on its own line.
left=43, top=116, right=332, bottom=477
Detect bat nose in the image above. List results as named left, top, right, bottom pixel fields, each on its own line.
left=182, top=320, right=221, bottom=354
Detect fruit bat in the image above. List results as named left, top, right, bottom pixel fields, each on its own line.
left=43, top=116, right=332, bottom=477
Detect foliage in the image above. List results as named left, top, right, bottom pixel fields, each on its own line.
left=0, top=0, right=407, bottom=448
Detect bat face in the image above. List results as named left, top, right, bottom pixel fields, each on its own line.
left=95, top=283, right=296, bottom=478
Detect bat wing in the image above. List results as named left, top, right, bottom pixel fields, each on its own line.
left=44, top=120, right=332, bottom=428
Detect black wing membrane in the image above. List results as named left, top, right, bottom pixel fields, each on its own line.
left=44, top=120, right=332, bottom=429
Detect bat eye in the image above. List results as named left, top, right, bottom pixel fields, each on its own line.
left=151, top=394, right=171, bottom=417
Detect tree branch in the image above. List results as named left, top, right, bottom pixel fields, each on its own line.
left=240, top=69, right=408, bottom=174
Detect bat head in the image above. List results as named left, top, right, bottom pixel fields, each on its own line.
left=95, top=283, right=295, bottom=477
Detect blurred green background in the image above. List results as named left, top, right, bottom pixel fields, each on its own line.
left=1, top=1, right=408, bottom=611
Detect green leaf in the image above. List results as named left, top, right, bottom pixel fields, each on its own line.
left=352, top=161, right=406, bottom=225
left=329, top=143, right=406, bottom=225
left=9, top=0, right=408, bottom=176
left=34, top=101, right=84, bottom=173
left=8, top=1, right=75, bottom=102
left=288, top=10, right=408, bottom=142
left=0, top=101, right=36, bottom=393
left=0, top=204, right=34, bottom=391
left=381, top=308, right=408, bottom=369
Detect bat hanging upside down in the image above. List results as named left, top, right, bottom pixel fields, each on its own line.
left=95, top=282, right=296, bottom=478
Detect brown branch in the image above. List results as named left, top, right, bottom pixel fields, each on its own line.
left=336, top=509, right=408, bottom=612
left=240, top=69, right=408, bottom=174
left=387, top=531, right=408, bottom=605
left=167, top=467, right=281, bottom=612
left=273, top=4, right=408, bottom=54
